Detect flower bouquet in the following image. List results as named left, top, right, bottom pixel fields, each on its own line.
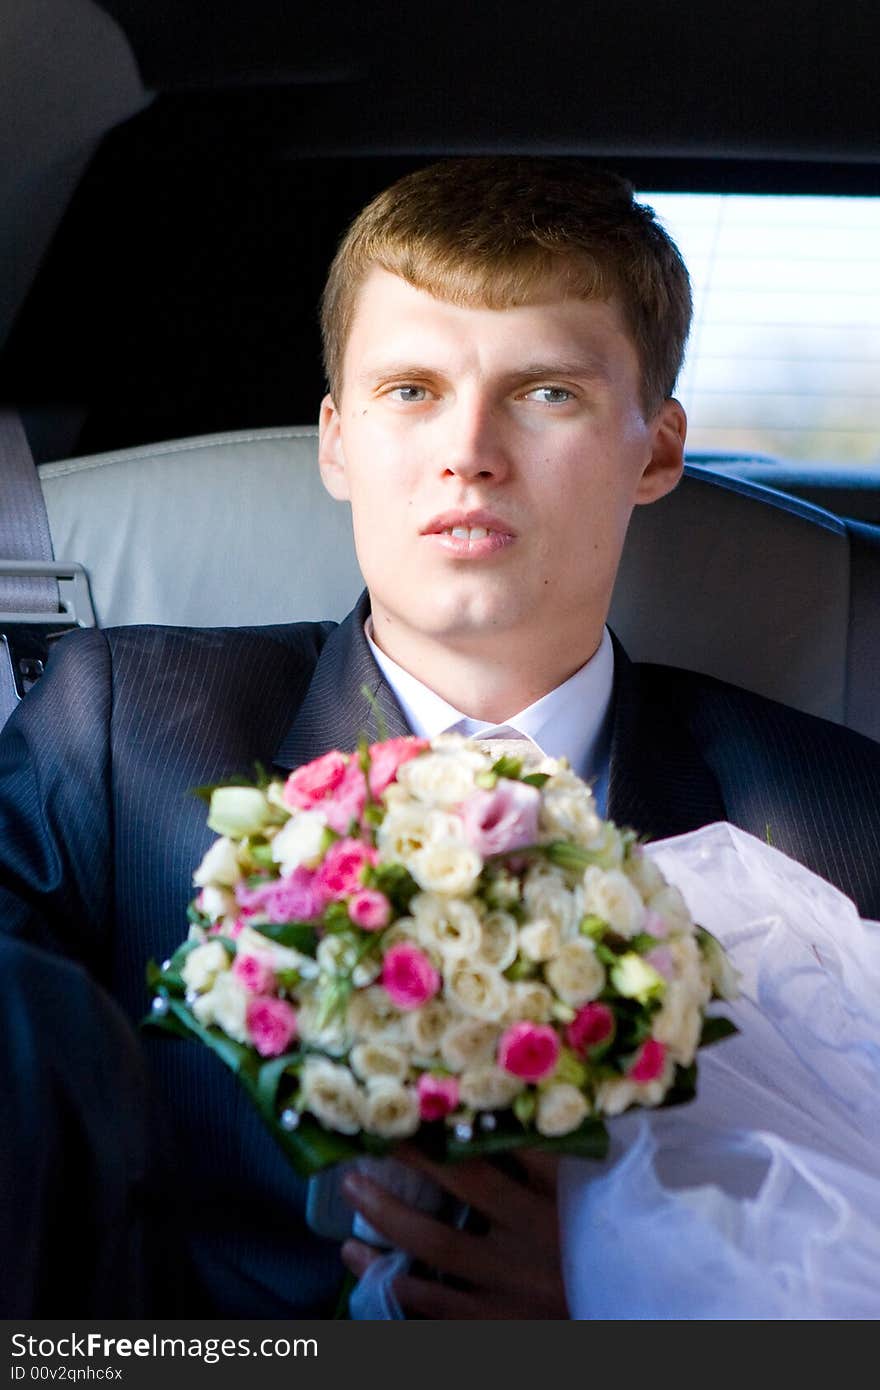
left=145, top=732, right=737, bottom=1174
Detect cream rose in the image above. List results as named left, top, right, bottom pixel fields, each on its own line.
left=181, top=940, right=229, bottom=993
left=270, top=810, right=327, bottom=874
left=196, top=885, right=237, bottom=924
left=582, top=866, right=645, bottom=937
left=346, top=984, right=406, bottom=1042
left=503, top=981, right=555, bottom=1024
left=377, top=806, right=464, bottom=861
left=235, top=925, right=315, bottom=976
left=192, top=970, right=250, bottom=1043
left=539, top=771, right=602, bottom=847
left=350, top=1040, right=411, bottom=1084
left=517, top=918, right=562, bottom=962
left=594, top=1060, right=674, bottom=1116
left=444, top=959, right=509, bottom=1021
left=404, top=998, right=453, bottom=1058
left=458, top=1065, right=524, bottom=1110
left=412, top=893, right=483, bottom=956
left=207, top=786, right=274, bottom=838
left=409, top=843, right=483, bottom=896
left=647, top=883, right=694, bottom=935
left=523, top=864, right=581, bottom=938
left=477, top=912, right=519, bottom=971
left=192, top=836, right=242, bottom=888
left=362, top=1080, right=421, bottom=1139
left=651, top=983, right=704, bottom=1065
left=535, top=1083, right=590, bottom=1136
left=440, top=1018, right=500, bottom=1071
left=300, top=1059, right=365, bottom=1134
left=396, top=751, right=483, bottom=807
left=623, top=848, right=667, bottom=899
left=544, top=939, right=605, bottom=1007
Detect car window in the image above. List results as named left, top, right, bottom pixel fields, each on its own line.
left=645, top=193, right=880, bottom=463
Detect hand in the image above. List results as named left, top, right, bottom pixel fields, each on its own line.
left=340, top=1145, right=568, bottom=1318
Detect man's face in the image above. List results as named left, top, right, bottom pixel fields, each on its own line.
left=319, top=267, right=685, bottom=672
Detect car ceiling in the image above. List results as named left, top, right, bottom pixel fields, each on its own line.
left=94, top=0, right=880, bottom=166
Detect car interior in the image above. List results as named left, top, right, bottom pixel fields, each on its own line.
left=1, top=0, right=878, bottom=742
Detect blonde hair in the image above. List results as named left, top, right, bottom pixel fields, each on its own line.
left=321, top=157, right=691, bottom=416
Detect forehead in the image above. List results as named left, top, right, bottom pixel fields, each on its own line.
left=342, top=267, right=640, bottom=382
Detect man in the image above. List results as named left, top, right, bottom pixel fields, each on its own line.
left=1, top=158, right=879, bottom=1319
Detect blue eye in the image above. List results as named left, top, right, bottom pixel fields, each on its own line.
left=526, top=386, right=574, bottom=404
left=391, top=385, right=428, bottom=402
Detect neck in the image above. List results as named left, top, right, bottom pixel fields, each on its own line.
left=369, top=609, right=605, bottom=722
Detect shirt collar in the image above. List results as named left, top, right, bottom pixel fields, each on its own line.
left=364, top=618, right=614, bottom=785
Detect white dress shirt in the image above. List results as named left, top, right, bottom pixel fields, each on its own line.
left=365, top=620, right=615, bottom=812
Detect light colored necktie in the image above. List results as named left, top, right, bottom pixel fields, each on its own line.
left=473, top=730, right=545, bottom=770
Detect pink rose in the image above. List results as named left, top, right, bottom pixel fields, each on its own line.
left=566, top=1002, right=615, bottom=1057
left=315, top=838, right=377, bottom=899
left=382, top=943, right=440, bottom=1010
left=236, top=867, right=330, bottom=923
left=460, top=780, right=540, bottom=857
left=246, top=996, right=299, bottom=1057
left=323, top=759, right=368, bottom=835
left=284, top=750, right=348, bottom=809
left=497, top=1021, right=560, bottom=1082
left=417, top=1073, right=459, bottom=1121
left=628, top=1038, right=667, bottom=1083
left=348, top=889, right=391, bottom=931
left=368, top=736, right=431, bottom=797
left=233, top=953, right=276, bottom=994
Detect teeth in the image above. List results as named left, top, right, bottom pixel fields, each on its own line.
left=448, top=526, right=490, bottom=541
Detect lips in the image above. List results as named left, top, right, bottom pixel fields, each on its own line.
left=421, top=510, right=517, bottom=559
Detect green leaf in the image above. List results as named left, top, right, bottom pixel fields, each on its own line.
left=359, top=683, right=389, bottom=744
left=250, top=921, right=318, bottom=952
left=491, top=755, right=524, bottom=779
left=661, top=1061, right=697, bottom=1108
left=255, top=1051, right=302, bottom=1118
left=446, top=1113, right=609, bottom=1162
left=520, top=772, right=551, bottom=788
left=699, top=1015, right=739, bottom=1047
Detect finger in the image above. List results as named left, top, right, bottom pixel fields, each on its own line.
left=393, top=1145, right=555, bottom=1234
left=340, top=1238, right=382, bottom=1279
left=391, top=1270, right=567, bottom=1321
left=341, top=1171, right=508, bottom=1287
left=514, top=1147, right=560, bottom=1195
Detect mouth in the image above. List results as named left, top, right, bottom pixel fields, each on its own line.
left=421, top=510, right=517, bottom=559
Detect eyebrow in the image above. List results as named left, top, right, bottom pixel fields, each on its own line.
left=357, top=357, right=613, bottom=387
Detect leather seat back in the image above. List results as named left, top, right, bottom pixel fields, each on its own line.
left=38, top=426, right=880, bottom=741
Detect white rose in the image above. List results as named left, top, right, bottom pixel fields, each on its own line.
left=623, top=848, right=667, bottom=899
left=350, top=1040, right=411, bottom=1084
left=477, top=912, right=519, bottom=971
left=594, top=1059, right=674, bottom=1116
left=668, top=934, right=711, bottom=999
left=196, top=885, right=237, bottom=924
left=181, top=940, right=230, bottom=993
left=346, top=984, right=406, bottom=1042
left=544, top=939, right=605, bottom=1007
left=503, top=981, right=555, bottom=1024
left=207, top=786, right=274, bottom=838
left=535, top=1083, right=590, bottom=1136
left=409, top=843, right=483, bottom=896
left=582, top=866, right=645, bottom=937
left=458, top=1066, right=524, bottom=1110
left=270, top=810, right=327, bottom=874
left=295, top=990, right=351, bottom=1056
left=523, top=864, right=581, bottom=938
left=411, top=893, right=483, bottom=956
left=192, top=970, right=250, bottom=1043
left=440, top=1018, right=500, bottom=1072
left=647, top=884, right=693, bottom=935
left=316, top=933, right=359, bottom=976
left=301, top=1059, right=365, bottom=1134
left=444, top=959, right=509, bottom=1021
left=652, top=983, right=704, bottom=1065
left=362, top=1080, right=421, bottom=1139
left=396, top=751, right=482, bottom=807
left=518, top=918, right=561, bottom=962
left=584, top=821, right=625, bottom=869
left=404, top=998, right=453, bottom=1059
left=377, top=806, right=464, bottom=861
left=192, top=836, right=242, bottom=888
left=539, top=771, right=602, bottom=847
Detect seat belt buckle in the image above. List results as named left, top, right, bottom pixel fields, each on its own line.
left=0, top=560, right=97, bottom=700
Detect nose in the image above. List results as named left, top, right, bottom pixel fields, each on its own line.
left=440, top=393, right=510, bottom=484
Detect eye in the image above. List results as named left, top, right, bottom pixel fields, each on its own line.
left=523, top=386, right=575, bottom=405
left=388, top=384, right=429, bottom=403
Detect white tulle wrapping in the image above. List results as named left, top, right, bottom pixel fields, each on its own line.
left=559, top=822, right=880, bottom=1320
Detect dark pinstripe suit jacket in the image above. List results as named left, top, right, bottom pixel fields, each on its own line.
left=2, top=589, right=879, bottom=1315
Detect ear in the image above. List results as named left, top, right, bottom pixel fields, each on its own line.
left=318, top=393, right=350, bottom=501
left=634, top=398, right=686, bottom=505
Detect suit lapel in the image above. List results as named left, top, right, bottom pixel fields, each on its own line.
left=273, top=590, right=412, bottom=770
left=606, top=634, right=727, bottom=840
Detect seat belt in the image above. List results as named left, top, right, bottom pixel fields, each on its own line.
left=0, top=410, right=95, bottom=725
